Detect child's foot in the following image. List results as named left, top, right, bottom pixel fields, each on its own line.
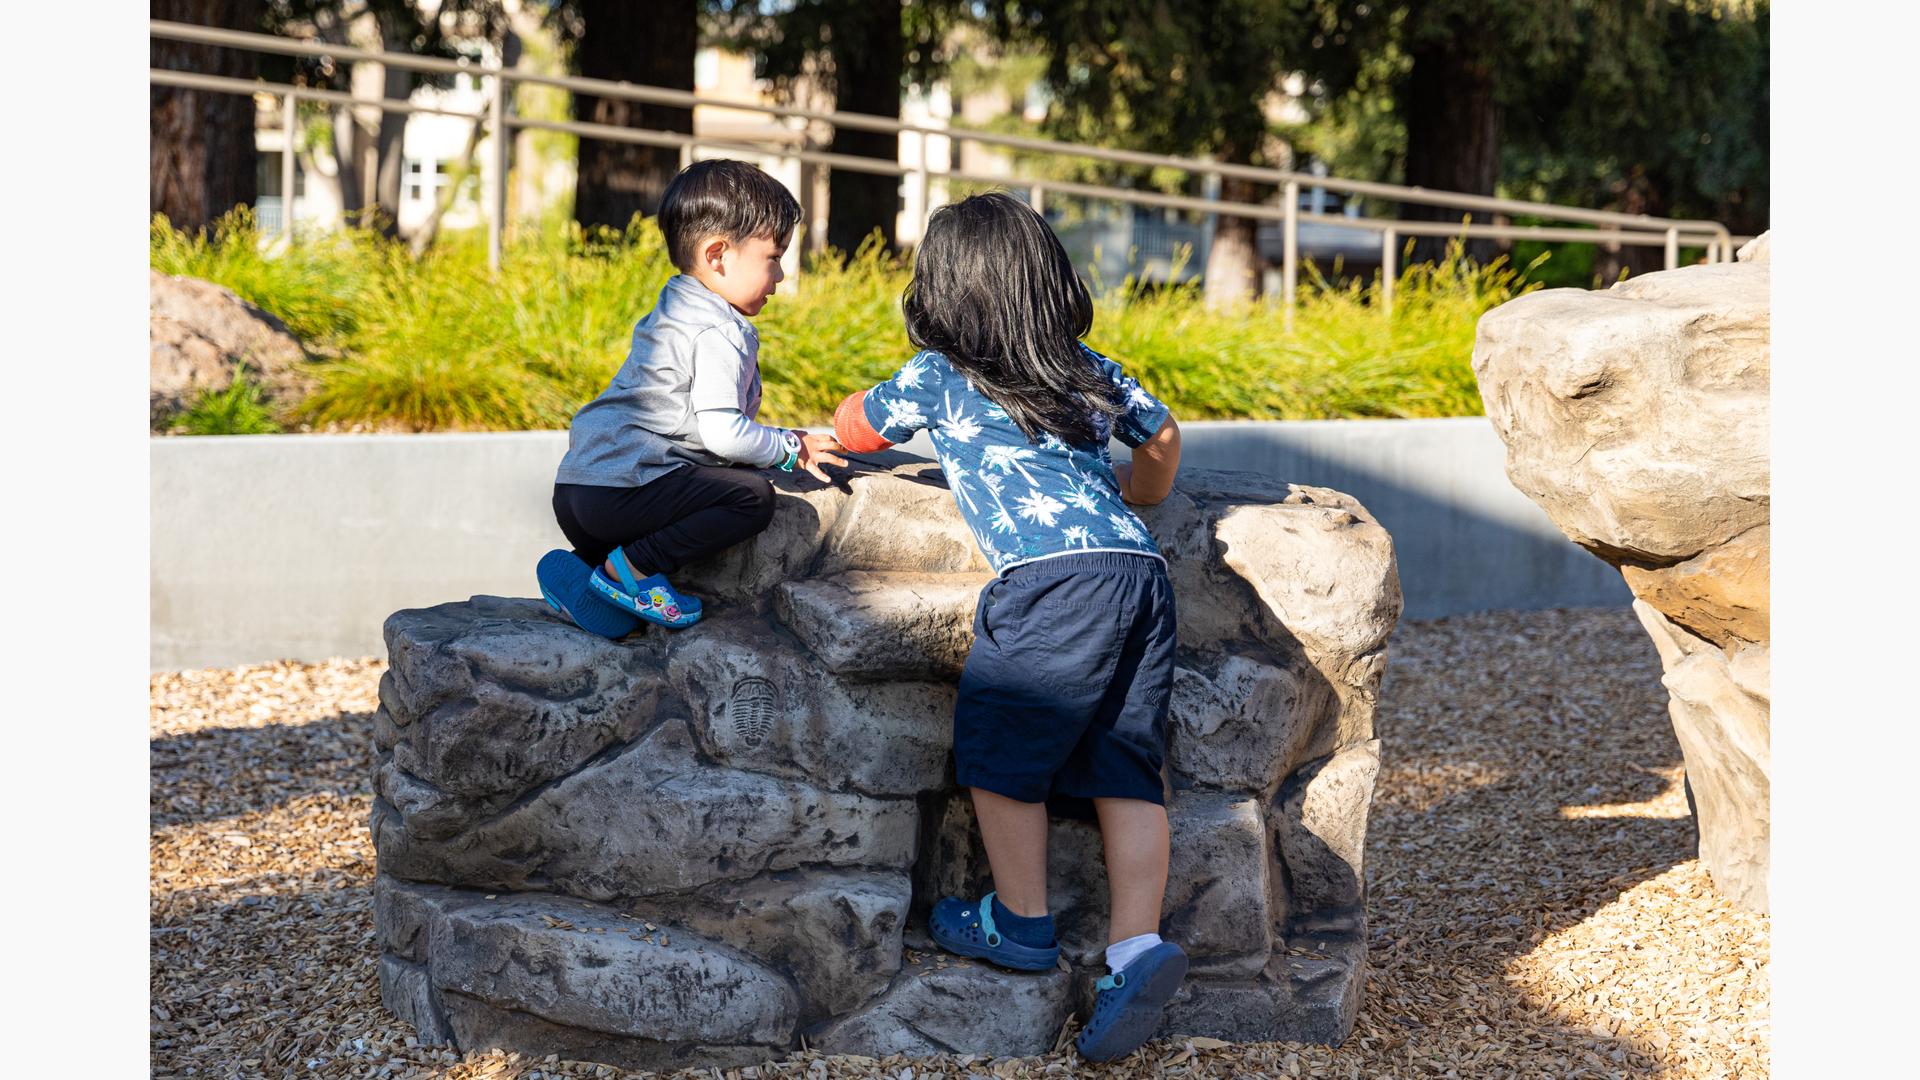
left=536, top=550, right=640, bottom=639
left=928, top=891, right=1061, bottom=972
left=1074, top=941, right=1189, bottom=1062
left=589, top=548, right=702, bottom=628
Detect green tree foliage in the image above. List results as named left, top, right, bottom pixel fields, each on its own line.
left=983, top=0, right=1375, bottom=302
left=263, top=1, right=509, bottom=237
left=1388, top=1, right=1578, bottom=261
left=1287, top=0, right=1767, bottom=274
left=543, top=0, right=698, bottom=231
left=1503, top=0, right=1769, bottom=277
left=708, top=0, right=971, bottom=255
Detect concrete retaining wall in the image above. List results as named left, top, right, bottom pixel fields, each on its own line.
left=150, top=419, right=1624, bottom=670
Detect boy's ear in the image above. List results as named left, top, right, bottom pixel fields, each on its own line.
left=700, top=235, right=730, bottom=273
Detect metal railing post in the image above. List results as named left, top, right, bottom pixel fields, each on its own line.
left=486, top=63, right=506, bottom=272
left=917, top=130, right=931, bottom=243
left=1282, top=179, right=1299, bottom=330
left=783, top=150, right=802, bottom=287
left=280, top=91, right=297, bottom=242
left=1664, top=226, right=1679, bottom=271
left=1030, top=184, right=1045, bottom=216
left=1380, top=227, right=1396, bottom=316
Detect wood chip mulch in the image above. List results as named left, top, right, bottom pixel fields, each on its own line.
left=151, top=608, right=1769, bottom=1079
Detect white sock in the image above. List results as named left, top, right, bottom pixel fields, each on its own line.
left=1105, top=932, right=1162, bottom=975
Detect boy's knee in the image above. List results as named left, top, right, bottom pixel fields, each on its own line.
left=742, top=474, right=777, bottom=526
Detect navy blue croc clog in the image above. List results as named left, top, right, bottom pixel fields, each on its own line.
left=1075, top=940, right=1189, bottom=1062
left=928, top=891, right=1061, bottom=972
left=536, top=550, right=641, bottom=639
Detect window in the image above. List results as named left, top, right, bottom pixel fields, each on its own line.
left=405, top=158, right=449, bottom=203
left=255, top=152, right=305, bottom=198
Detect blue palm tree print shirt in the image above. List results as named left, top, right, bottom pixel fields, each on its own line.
left=859, top=345, right=1172, bottom=574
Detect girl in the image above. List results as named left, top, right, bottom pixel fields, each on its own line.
left=832, top=192, right=1186, bottom=1062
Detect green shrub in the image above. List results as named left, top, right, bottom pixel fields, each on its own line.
left=171, top=368, right=283, bottom=436
left=151, top=212, right=1539, bottom=433
left=150, top=209, right=362, bottom=345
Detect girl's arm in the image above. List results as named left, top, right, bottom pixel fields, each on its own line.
left=1115, top=415, right=1181, bottom=506
left=835, top=355, right=940, bottom=452
left=834, top=389, right=895, bottom=452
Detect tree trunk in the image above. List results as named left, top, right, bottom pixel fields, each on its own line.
left=505, top=7, right=548, bottom=222
left=328, top=11, right=391, bottom=222
left=151, top=0, right=262, bottom=234
left=1399, top=20, right=1502, bottom=266
left=372, top=58, right=411, bottom=238
left=1204, top=175, right=1263, bottom=307
left=572, top=0, right=695, bottom=232
left=297, top=144, right=343, bottom=230
left=825, top=0, right=902, bottom=256
left=333, top=105, right=368, bottom=218
left=1595, top=167, right=1666, bottom=283
left=411, top=113, right=485, bottom=255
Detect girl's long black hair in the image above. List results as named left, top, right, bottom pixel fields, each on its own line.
left=902, top=192, right=1124, bottom=445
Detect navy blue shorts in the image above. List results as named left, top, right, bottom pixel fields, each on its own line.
left=953, top=552, right=1177, bottom=820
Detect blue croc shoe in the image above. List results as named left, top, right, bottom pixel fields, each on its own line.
left=536, top=550, right=640, bottom=639
left=588, top=548, right=702, bottom=629
left=1075, top=941, right=1189, bottom=1062
left=929, top=891, right=1061, bottom=972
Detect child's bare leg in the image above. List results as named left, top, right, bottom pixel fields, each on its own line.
left=1093, top=797, right=1170, bottom=943
left=970, top=787, right=1049, bottom=917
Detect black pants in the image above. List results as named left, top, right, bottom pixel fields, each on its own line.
left=553, top=466, right=776, bottom=578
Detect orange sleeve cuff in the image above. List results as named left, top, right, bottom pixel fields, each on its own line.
left=835, top=390, right=894, bottom=453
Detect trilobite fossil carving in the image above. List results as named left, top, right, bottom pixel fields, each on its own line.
left=727, top=676, right=779, bottom=749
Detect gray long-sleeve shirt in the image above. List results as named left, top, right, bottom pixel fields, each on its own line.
left=556, top=275, right=790, bottom=488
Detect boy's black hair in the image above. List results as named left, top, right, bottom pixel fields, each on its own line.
left=658, top=159, right=802, bottom=271
left=903, top=191, right=1124, bottom=445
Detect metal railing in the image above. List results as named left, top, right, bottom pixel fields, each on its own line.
left=151, top=19, right=1737, bottom=320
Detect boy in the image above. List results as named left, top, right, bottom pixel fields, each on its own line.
left=536, top=159, right=845, bottom=638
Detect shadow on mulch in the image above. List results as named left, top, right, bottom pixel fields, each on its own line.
left=150, top=710, right=377, bottom=830
left=1349, top=608, right=1697, bottom=1072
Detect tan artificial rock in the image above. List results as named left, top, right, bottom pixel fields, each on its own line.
left=1620, top=524, right=1769, bottom=648
left=1473, top=268, right=1768, bottom=564
left=1473, top=234, right=1772, bottom=911
left=1634, top=602, right=1771, bottom=912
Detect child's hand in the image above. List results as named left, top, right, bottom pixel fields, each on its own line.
left=797, top=433, right=848, bottom=483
